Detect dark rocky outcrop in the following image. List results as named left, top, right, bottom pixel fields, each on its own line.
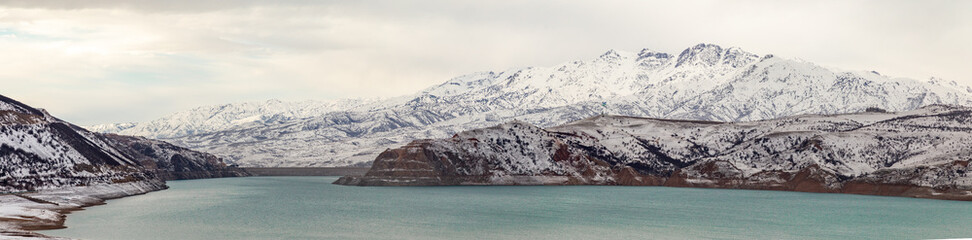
left=100, top=134, right=248, bottom=180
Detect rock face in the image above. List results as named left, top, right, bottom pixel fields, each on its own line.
left=336, top=105, right=972, bottom=201
left=0, top=94, right=247, bottom=192
left=87, top=43, right=972, bottom=167
left=99, top=134, right=248, bottom=180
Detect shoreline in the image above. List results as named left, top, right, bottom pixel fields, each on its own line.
left=0, top=170, right=360, bottom=240
left=5, top=175, right=967, bottom=239
left=243, top=167, right=369, bottom=176
left=335, top=175, right=972, bottom=202
left=0, top=180, right=168, bottom=239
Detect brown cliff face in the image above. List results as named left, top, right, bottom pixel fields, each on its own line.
left=335, top=140, right=465, bottom=186
left=613, top=167, right=664, bottom=186
left=336, top=139, right=621, bottom=186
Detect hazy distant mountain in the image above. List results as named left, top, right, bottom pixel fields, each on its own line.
left=337, top=105, right=972, bottom=201
left=86, top=98, right=382, bottom=139
left=86, top=43, right=972, bottom=167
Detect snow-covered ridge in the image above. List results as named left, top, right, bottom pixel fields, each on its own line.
left=0, top=94, right=247, bottom=192
left=88, top=43, right=972, bottom=167
left=337, top=105, right=972, bottom=201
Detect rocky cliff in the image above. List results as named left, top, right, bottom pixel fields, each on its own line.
left=336, top=105, right=972, bottom=201
left=0, top=93, right=247, bottom=192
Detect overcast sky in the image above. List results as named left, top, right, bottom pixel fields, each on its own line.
left=1, top=0, right=969, bottom=125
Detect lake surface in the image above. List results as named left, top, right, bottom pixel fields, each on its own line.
left=45, top=177, right=972, bottom=240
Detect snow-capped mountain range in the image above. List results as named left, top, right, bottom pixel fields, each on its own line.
left=336, top=105, right=972, bottom=201
left=87, top=43, right=972, bottom=167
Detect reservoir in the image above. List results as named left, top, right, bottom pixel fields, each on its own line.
left=44, top=177, right=972, bottom=239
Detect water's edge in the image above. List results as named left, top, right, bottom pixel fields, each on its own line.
left=336, top=174, right=972, bottom=201
left=2, top=167, right=368, bottom=239
left=244, top=167, right=369, bottom=176
left=0, top=180, right=168, bottom=239
left=12, top=175, right=968, bottom=240
left=41, top=176, right=972, bottom=240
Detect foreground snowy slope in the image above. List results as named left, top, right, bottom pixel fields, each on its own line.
left=1, top=94, right=157, bottom=192
left=88, top=43, right=972, bottom=167
left=0, top=94, right=246, bottom=192
left=336, top=105, right=972, bottom=201
left=0, top=94, right=249, bottom=239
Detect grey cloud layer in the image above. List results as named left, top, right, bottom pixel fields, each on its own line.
left=0, top=0, right=968, bottom=125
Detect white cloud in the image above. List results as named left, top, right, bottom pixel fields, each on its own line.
left=0, top=0, right=969, bottom=125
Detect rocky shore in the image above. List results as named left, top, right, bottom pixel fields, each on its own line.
left=336, top=106, right=972, bottom=201
left=0, top=180, right=167, bottom=239
left=335, top=162, right=972, bottom=201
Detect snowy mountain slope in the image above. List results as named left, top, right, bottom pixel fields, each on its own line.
left=666, top=57, right=972, bottom=120
left=88, top=43, right=972, bottom=167
left=1, top=95, right=151, bottom=192
left=336, top=105, right=972, bottom=201
left=0, top=94, right=245, bottom=192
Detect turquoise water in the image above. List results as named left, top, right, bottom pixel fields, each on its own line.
left=45, top=177, right=972, bottom=240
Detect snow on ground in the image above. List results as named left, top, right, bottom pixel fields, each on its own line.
left=0, top=181, right=166, bottom=240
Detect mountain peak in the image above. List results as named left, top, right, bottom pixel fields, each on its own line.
left=928, top=77, right=955, bottom=86
left=675, top=43, right=725, bottom=67
left=636, top=48, right=672, bottom=61
left=691, top=43, right=723, bottom=49
left=599, top=49, right=623, bottom=61
left=675, top=43, right=758, bottom=68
